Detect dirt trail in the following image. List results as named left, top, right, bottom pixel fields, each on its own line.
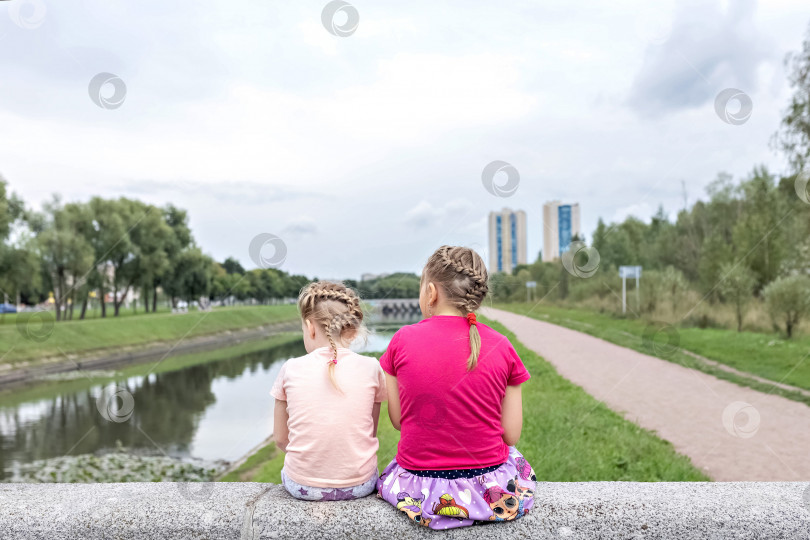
left=482, top=307, right=810, bottom=481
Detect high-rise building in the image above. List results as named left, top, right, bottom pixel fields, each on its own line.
left=543, top=201, right=581, bottom=262
left=488, top=208, right=527, bottom=273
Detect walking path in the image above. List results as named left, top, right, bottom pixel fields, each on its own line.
left=482, top=307, right=810, bottom=481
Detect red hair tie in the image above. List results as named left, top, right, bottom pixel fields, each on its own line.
left=466, top=312, right=477, bottom=325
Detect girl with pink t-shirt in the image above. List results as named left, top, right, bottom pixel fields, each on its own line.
left=271, top=281, right=387, bottom=500
left=376, top=246, right=536, bottom=529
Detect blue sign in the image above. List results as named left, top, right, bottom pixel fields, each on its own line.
left=510, top=213, right=517, bottom=269
left=496, top=215, right=503, bottom=272
left=558, top=205, right=572, bottom=253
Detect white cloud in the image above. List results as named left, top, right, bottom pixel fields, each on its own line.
left=628, top=0, right=772, bottom=116
left=404, top=198, right=476, bottom=230
left=282, top=217, right=318, bottom=239
left=0, top=0, right=808, bottom=279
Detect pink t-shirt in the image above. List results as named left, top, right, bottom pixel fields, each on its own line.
left=271, top=346, right=387, bottom=488
left=380, top=315, right=530, bottom=470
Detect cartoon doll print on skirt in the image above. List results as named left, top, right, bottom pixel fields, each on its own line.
left=376, top=447, right=537, bottom=530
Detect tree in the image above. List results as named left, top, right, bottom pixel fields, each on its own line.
left=285, top=274, right=310, bottom=297
left=211, top=263, right=229, bottom=302
left=775, top=23, right=810, bottom=171
left=37, top=198, right=94, bottom=321
left=660, top=266, right=688, bottom=313
left=246, top=269, right=268, bottom=303
left=354, top=273, right=421, bottom=299
left=87, top=197, right=131, bottom=317
left=717, top=263, right=757, bottom=331
left=105, top=199, right=145, bottom=317
left=511, top=263, right=531, bottom=276
left=732, top=167, right=788, bottom=290
left=0, top=176, right=24, bottom=240
left=763, top=275, right=810, bottom=338
left=155, top=205, right=192, bottom=310
left=695, top=173, right=740, bottom=297
left=0, top=178, right=41, bottom=306
left=129, top=202, right=172, bottom=314
left=64, top=201, right=97, bottom=319
left=0, top=244, right=41, bottom=306
left=162, top=247, right=213, bottom=306
left=182, top=252, right=215, bottom=304
left=222, top=257, right=245, bottom=275
left=488, top=271, right=522, bottom=302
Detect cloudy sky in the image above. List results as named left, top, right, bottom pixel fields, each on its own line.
left=0, top=0, right=807, bottom=279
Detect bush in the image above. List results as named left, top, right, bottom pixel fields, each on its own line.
left=717, top=263, right=757, bottom=331
left=635, top=267, right=689, bottom=314
left=682, top=313, right=722, bottom=329
left=763, top=275, right=810, bottom=338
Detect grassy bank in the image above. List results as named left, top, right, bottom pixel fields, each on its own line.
left=219, top=442, right=284, bottom=482
left=0, top=332, right=303, bottom=404
left=222, top=317, right=708, bottom=483
left=496, top=302, right=810, bottom=404
left=1, top=304, right=299, bottom=367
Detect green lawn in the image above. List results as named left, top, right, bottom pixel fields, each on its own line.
left=0, top=304, right=175, bottom=325
left=222, top=317, right=708, bottom=483
left=496, top=302, right=810, bottom=404
left=1, top=304, right=299, bottom=367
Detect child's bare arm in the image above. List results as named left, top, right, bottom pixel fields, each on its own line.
left=386, top=374, right=402, bottom=431
left=372, top=402, right=382, bottom=437
left=501, top=385, right=523, bottom=446
left=273, top=399, right=290, bottom=452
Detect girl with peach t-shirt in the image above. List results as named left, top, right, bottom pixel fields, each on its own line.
left=271, top=281, right=386, bottom=500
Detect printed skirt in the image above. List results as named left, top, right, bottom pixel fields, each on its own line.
left=376, top=447, right=537, bottom=530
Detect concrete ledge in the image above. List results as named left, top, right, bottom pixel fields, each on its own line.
left=2, top=482, right=809, bottom=539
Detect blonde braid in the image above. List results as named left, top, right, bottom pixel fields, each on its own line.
left=297, top=281, right=367, bottom=393
left=323, top=321, right=339, bottom=361
left=424, top=246, right=490, bottom=371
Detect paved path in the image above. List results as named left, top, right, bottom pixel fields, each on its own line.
left=482, top=307, right=810, bottom=481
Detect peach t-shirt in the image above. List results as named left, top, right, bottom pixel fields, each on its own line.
left=270, top=346, right=387, bottom=488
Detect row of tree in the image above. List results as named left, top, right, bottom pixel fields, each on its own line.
left=345, top=273, right=422, bottom=299
left=3, top=169, right=807, bottom=332
left=0, top=191, right=311, bottom=321
left=490, top=166, right=810, bottom=336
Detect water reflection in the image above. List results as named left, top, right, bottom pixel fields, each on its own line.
left=0, top=340, right=304, bottom=481
left=353, top=311, right=422, bottom=353
left=0, top=312, right=419, bottom=481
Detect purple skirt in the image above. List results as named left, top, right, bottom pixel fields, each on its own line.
left=376, top=447, right=537, bottom=530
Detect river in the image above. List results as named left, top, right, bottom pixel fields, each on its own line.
left=0, top=311, right=420, bottom=482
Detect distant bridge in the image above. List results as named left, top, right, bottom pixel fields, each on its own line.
left=366, top=298, right=421, bottom=316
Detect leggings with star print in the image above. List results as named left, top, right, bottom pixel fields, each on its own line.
left=281, top=468, right=379, bottom=501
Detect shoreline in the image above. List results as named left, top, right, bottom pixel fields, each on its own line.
left=0, top=320, right=300, bottom=390
left=216, top=436, right=276, bottom=481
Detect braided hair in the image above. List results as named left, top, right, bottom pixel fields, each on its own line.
left=422, top=246, right=489, bottom=370
left=297, top=281, right=366, bottom=393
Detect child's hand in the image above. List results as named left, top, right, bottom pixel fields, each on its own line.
left=273, top=399, right=290, bottom=452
